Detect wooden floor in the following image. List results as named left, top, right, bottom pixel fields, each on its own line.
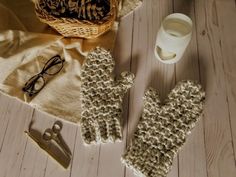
left=1, top=0, right=236, bottom=177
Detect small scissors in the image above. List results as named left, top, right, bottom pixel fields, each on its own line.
left=25, top=121, right=72, bottom=169
left=42, top=121, right=72, bottom=157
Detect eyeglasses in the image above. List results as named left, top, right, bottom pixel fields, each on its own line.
left=22, top=55, right=65, bottom=97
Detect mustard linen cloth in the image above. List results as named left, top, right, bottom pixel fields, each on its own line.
left=0, top=0, right=142, bottom=123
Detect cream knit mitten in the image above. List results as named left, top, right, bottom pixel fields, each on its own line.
left=122, top=80, right=205, bottom=177
left=80, top=47, right=135, bottom=145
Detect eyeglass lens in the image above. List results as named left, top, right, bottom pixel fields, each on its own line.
left=43, top=55, right=64, bottom=75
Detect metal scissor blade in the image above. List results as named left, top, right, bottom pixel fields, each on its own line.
left=25, top=129, right=71, bottom=169
left=44, top=140, right=71, bottom=169
left=57, top=133, right=72, bottom=156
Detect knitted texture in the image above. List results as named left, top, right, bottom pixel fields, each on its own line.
left=122, top=80, right=205, bottom=177
left=80, top=47, right=135, bottom=144
left=118, top=0, right=143, bottom=18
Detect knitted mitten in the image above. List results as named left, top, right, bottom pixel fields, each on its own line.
left=80, top=47, right=135, bottom=145
left=122, top=80, right=205, bottom=177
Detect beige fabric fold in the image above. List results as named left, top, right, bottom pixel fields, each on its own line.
left=0, top=27, right=118, bottom=123
left=0, top=1, right=141, bottom=123
left=0, top=3, right=27, bottom=31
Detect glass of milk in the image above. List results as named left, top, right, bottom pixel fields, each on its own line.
left=154, top=13, right=193, bottom=64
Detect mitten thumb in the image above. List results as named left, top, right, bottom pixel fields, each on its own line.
left=143, top=88, right=162, bottom=116
left=116, top=71, right=135, bottom=93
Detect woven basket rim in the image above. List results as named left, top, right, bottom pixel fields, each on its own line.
left=35, top=0, right=117, bottom=26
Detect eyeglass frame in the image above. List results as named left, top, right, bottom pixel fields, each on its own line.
left=22, top=55, right=65, bottom=97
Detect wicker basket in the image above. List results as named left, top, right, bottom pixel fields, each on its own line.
left=35, top=0, right=117, bottom=39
